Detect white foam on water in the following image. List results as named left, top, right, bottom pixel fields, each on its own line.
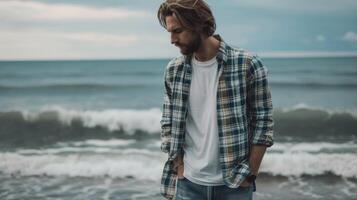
left=22, top=105, right=162, bottom=134
left=2, top=140, right=357, bottom=180
left=2, top=150, right=356, bottom=179
left=0, top=152, right=166, bottom=181
left=1, top=150, right=357, bottom=179
left=270, top=142, right=357, bottom=153
left=16, top=104, right=357, bottom=137
left=16, top=147, right=111, bottom=154
left=63, top=139, right=137, bottom=147
left=262, top=152, right=357, bottom=178
left=16, top=147, right=156, bottom=155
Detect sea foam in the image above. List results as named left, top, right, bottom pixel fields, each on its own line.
left=1, top=141, right=357, bottom=180
left=22, top=105, right=162, bottom=134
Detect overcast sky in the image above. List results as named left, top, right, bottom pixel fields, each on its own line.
left=1, top=0, right=357, bottom=60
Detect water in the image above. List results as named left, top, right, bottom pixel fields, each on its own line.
left=0, top=57, right=357, bottom=199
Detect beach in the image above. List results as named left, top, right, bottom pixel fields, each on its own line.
left=0, top=57, right=357, bottom=199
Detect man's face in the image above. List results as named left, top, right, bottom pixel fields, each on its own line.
left=165, top=15, right=202, bottom=55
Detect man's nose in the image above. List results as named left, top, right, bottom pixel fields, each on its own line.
left=171, top=34, right=178, bottom=44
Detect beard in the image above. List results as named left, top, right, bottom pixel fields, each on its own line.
left=178, top=33, right=202, bottom=55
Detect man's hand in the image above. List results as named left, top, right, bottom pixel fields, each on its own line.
left=176, top=164, right=184, bottom=178
left=249, top=145, right=267, bottom=175
left=173, top=154, right=184, bottom=178
left=239, top=179, right=251, bottom=187
left=238, top=144, right=267, bottom=188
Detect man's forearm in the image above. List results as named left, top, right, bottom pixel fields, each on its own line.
left=249, top=145, right=267, bottom=175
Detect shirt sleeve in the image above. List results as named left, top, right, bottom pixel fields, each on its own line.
left=247, top=55, right=274, bottom=147
left=160, top=62, right=174, bottom=153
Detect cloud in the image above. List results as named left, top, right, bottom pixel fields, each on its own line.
left=0, top=28, right=175, bottom=60
left=0, top=0, right=150, bottom=21
left=342, top=31, right=357, bottom=42
left=0, top=29, right=137, bottom=60
left=230, top=0, right=357, bottom=12
left=0, top=29, right=138, bottom=46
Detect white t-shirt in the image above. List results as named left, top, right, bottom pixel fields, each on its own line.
left=183, top=55, right=224, bottom=186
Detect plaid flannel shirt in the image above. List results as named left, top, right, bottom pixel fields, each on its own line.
left=160, top=35, right=274, bottom=199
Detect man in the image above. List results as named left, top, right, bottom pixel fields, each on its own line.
left=157, top=0, right=274, bottom=199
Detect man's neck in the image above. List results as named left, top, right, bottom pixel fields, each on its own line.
left=194, top=36, right=220, bottom=62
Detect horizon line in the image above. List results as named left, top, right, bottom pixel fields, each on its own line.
left=1, top=51, right=357, bottom=61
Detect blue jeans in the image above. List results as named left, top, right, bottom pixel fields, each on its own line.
left=173, top=177, right=254, bottom=200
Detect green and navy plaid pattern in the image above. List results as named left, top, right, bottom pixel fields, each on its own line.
left=160, top=35, right=274, bottom=199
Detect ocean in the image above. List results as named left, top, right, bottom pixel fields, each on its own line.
left=0, top=57, right=356, bottom=200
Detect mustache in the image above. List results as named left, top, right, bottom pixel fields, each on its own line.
left=173, top=42, right=181, bottom=47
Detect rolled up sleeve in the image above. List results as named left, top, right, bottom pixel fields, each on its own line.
left=160, top=63, right=174, bottom=153
left=247, top=55, right=274, bottom=147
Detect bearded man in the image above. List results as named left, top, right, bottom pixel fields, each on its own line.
left=157, top=1, right=274, bottom=199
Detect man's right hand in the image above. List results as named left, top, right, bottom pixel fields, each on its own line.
left=176, top=163, right=184, bottom=178
left=173, top=154, right=184, bottom=178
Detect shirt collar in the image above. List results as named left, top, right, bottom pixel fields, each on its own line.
left=214, top=34, right=228, bottom=65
